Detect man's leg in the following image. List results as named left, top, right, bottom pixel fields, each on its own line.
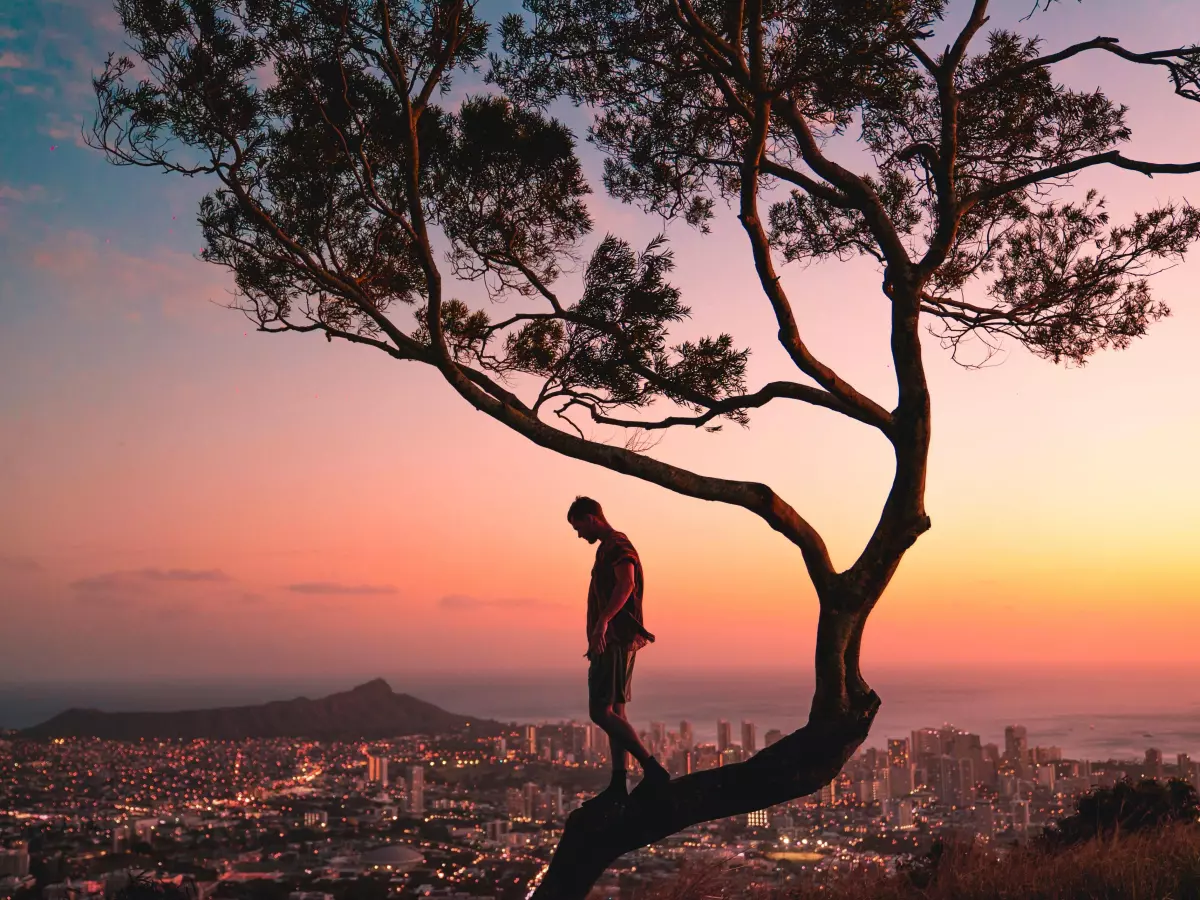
left=589, top=700, right=630, bottom=802
left=598, top=702, right=652, bottom=766
left=587, top=649, right=632, bottom=803
left=610, top=701, right=670, bottom=796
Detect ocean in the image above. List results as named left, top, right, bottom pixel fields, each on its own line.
left=3, top=666, right=1199, bottom=761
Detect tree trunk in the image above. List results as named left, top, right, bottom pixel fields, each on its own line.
left=529, top=664, right=882, bottom=899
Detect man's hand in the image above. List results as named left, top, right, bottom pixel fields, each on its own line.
left=587, top=622, right=608, bottom=659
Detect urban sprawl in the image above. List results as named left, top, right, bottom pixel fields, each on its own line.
left=0, top=721, right=1188, bottom=900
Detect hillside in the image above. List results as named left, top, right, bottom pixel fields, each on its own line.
left=23, top=679, right=500, bottom=740
left=637, top=823, right=1200, bottom=900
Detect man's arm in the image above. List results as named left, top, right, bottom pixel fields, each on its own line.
left=587, top=561, right=636, bottom=657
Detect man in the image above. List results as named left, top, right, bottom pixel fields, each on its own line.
left=568, top=495, right=671, bottom=804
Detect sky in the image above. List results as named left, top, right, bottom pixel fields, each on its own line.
left=1, top=0, right=1199, bottom=686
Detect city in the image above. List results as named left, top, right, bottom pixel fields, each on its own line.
left=0, top=718, right=1188, bottom=900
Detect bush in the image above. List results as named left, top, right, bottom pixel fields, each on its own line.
left=1040, top=778, right=1200, bottom=849
left=638, top=823, right=1200, bottom=900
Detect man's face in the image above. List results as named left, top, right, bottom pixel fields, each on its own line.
left=569, top=514, right=601, bottom=544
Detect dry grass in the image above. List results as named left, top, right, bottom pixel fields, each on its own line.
left=635, top=824, right=1200, bottom=900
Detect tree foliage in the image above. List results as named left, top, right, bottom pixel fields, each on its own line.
left=1041, top=778, right=1200, bottom=849
left=87, top=1, right=1200, bottom=897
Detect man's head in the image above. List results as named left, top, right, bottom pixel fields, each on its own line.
left=567, top=496, right=608, bottom=544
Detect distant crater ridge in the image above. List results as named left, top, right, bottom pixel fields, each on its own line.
left=23, top=678, right=500, bottom=740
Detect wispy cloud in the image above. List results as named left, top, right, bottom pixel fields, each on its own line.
left=29, top=229, right=233, bottom=321
left=439, top=594, right=562, bottom=611
left=286, top=582, right=398, bottom=596
left=0, top=183, right=46, bottom=204
left=41, top=112, right=80, bottom=142
left=0, top=555, right=42, bottom=573
left=71, top=567, right=232, bottom=594
left=0, top=51, right=26, bottom=69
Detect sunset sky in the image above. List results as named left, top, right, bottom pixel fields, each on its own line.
left=1, top=0, right=1198, bottom=685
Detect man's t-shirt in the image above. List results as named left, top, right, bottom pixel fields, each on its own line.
left=587, top=531, right=654, bottom=650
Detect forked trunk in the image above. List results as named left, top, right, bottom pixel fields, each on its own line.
left=530, top=579, right=891, bottom=900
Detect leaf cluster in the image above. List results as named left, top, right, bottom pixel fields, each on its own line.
left=495, top=0, right=1200, bottom=365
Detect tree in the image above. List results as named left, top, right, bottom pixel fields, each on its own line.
left=88, top=0, right=1200, bottom=896
left=1040, top=778, right=1200, bottom=849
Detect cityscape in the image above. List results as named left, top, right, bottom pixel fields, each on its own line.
left=0, top=715, right=1189, bottom=900
left=4, top=0, right=1200, bottom=898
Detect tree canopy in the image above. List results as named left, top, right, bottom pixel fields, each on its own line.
left=88, top=0, right=1200, bottom=897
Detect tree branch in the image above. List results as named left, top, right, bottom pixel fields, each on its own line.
left=530, top=700, right=880, bottom=900
left=738, top=98, right=895, bottom=434
left=964, top=151, right=1200, bottom=211
left=961, top=37, right=1200, bottom=102
left=431, top=354, right=839, bottom=589
left=775, top=100, right=912, bottom=268
left=919, top=0, right=989, bottom=273
left=579, top=380, right=895, bottom=434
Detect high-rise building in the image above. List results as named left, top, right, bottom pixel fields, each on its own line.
left=717, top=720, right=733, bottom=754
left=974, top=802, right=996, bottom=835
left=506, top=787, right=525, bottom=819
left=764, top=729, right=784, bottom=748
left=1146, top=748, right=1164, bottom=780
left=741, top=722, right=757, bottom=756
left=522, top=782, right=540, bottom=820
left=911, top=728, right=941, bottom=757
left=889, top=762, right=915, bottom=798
left=1178, top=753, right=1193, bottom=782
left=745, top=809, right=769, bottom=828
left=588, top=723, right=608, bottom=761
left=680, top=721, right=694, bottom=749
left=366, top=753, right=388, bottom=787
left=888, top=738, right=910, bottom=768
left=409, top=766, right=425, bottom=816
left=956, top=757, right=976, bottom=807
left=1011, top=798, right=1031, bottom=831
left=856, top=779, right=885, bottom=802
left=1004, top=726, right=1029, bottom=764
left=650, top=721, right=667, bottom=748
left=523, top=725, right=538, bottom=755
left=0, top=842, right=30, bottom=878
left=1035, top=763, right=1055, bottom=790
left=818, top=781, right=836, bottom=805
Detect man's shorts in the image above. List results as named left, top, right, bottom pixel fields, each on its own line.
left=588, top=645, right=637, bottom=706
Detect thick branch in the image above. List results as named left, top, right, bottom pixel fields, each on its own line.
left=428, top=351, right=838, bottom=588
left=737, top=99, right=895, bottom=434
left=530, top=700, right=879, bottom=900
left=580, top=379, right=895, bottom=434
left=961, top=37, right=1200, bottom=102
left=920, top=0, right=990, bottom=272
left=965, top=151, right=1200, bottom=210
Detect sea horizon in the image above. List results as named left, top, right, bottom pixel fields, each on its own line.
left=4, top=663, right=1200, bottom=762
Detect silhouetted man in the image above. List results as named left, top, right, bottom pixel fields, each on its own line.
left=568, top=495, right=671, bottom=804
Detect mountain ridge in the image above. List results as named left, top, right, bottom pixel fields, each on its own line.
left=23, top=679, right=500, bottom=740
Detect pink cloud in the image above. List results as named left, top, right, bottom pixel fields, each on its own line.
left=0, top=184, right=45, bottom=203
left=30, top=229, right=235, bottom=322
left=0, top=51, right=26, bottom=68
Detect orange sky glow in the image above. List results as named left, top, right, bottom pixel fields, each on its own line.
left=0, top=0, right=1198, bottom=683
